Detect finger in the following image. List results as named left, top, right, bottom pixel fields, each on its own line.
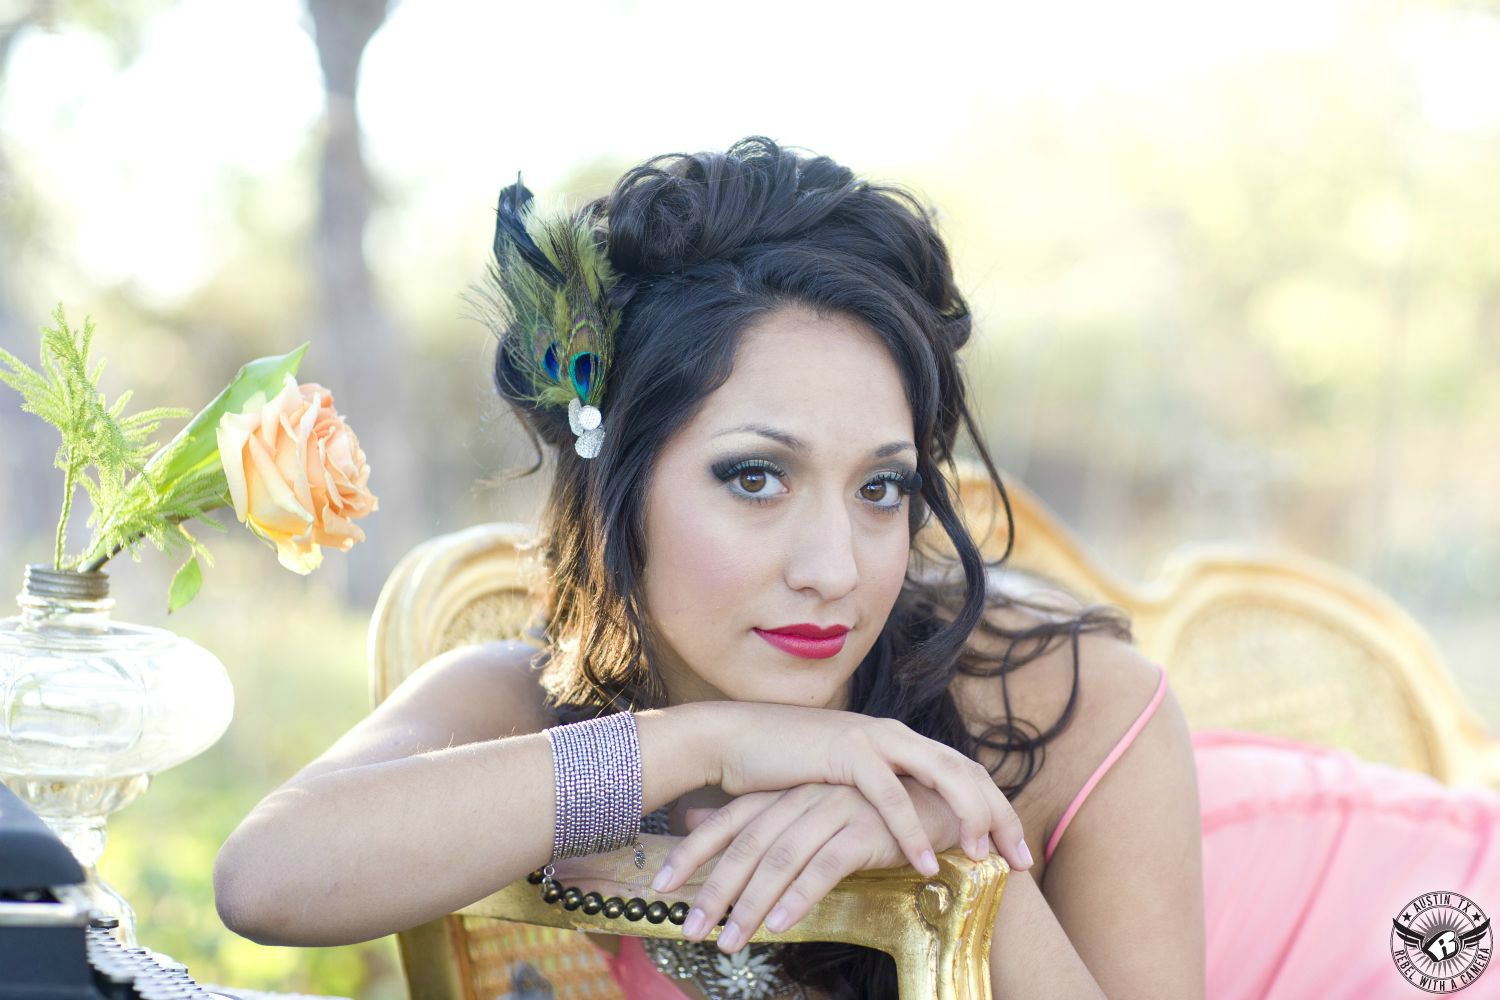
left=982, top=774, right=1033, bottom=871
left=763, top=826, right=868, bottom=934
left=849, top=723, right=987, bottom=867
left=960, top=760, right=1029, bottom=871
left=959, top=755, right=1031, bottom=871
left=845, top=745, right=938, bottom=875
left=882, top=733, right=1028, bottom=871
left=715, top=799, right=852, bottom=952
left=684, top=807, right=715, bottom=831
left=679, top=786, right=828, bottom=943
left=654, top=791, right=781, bottom=894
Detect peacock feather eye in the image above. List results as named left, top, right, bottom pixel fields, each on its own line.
left=543, top=342, right=561, bottom=382
left=569, top=352, right=597, bottom=397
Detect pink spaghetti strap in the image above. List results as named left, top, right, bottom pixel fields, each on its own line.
left=1044, top=661, right=1169, bottom=865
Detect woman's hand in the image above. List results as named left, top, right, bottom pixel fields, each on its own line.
left=702, top=701, right=1030, bottom=879
left=650, top=778, right=999, bottom=951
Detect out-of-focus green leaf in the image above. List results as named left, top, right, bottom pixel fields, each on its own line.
left=167, top=555, right=202, bottom=614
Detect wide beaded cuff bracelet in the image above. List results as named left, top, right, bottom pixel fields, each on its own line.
left=545, top=710, right=645, bottom=863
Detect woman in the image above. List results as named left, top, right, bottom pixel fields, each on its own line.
left=215, top=136, right=1499, bottom=1000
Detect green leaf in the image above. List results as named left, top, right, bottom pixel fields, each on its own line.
left=143, top=341, right=310, bottom=488
left=167, top=555, right=202, bottom=614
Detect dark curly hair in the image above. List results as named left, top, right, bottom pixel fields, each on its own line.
left=486, top=135, right=1132, bottom=998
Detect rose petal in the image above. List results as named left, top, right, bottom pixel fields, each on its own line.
left=275, top=538, right=323, bottom=575
left=258, top=375, right=301, bottom=442
left=215, top=412, right=255, bottom=522
left=245, top=432, right=313, bottom=531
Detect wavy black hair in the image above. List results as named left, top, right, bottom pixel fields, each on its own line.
left=485, top=135, right=1131, bottom=998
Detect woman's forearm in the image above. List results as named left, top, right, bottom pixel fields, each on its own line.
left=213, top=702, right=720, bottom=947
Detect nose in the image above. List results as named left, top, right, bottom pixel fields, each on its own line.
left=783, top=488, right=859, bottom=601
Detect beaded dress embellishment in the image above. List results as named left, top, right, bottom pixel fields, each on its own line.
left=637, top=805, right=808, bottom=999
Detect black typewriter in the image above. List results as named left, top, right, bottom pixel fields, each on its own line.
left=0, top=781, right=240, bottom=1000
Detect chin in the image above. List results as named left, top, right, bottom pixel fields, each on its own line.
left=730, top=674, right=851, bottom=710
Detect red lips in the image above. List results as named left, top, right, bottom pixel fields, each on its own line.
left=761, top=623, right=850, bottom=638
left=754, top=623, right=851, bottom=660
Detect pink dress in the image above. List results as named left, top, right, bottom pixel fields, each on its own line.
left=598, top=663, right=1500, bottom=998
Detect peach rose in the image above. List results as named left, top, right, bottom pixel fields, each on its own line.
left=215, top=373, right=378, bottom=574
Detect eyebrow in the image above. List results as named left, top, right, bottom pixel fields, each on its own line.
left=712, top=423, right=916, bottom=459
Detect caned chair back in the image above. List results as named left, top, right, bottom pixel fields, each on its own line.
left=944, top=462, right=1499, bottom=790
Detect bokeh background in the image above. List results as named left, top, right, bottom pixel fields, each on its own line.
left=1, top=0, right=1497, bottom=995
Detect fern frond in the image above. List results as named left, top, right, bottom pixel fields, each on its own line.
left=80, top=460, right=231, bottom=568
left=81, top=467, right=232, bottom=569
left=0, top=304, right=202, bottom=569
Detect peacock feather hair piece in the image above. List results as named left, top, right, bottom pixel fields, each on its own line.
left=473, top=172, right=619, bottom=459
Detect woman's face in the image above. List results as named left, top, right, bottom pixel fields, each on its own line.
left=640, top=304, right=917, bottom=710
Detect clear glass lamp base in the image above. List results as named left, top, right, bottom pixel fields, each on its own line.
left=3, top=773, right=153, bottom=945
left=1, top=564, right=235, bottom=949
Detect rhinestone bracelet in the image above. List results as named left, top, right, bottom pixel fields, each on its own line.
left=542, top=711, right=647, bottom=887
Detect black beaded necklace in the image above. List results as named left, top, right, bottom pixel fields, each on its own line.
left=533, top=805, right=808, bottom=999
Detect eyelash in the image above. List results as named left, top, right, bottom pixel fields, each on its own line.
left=711, top=458, right=921, bottom=515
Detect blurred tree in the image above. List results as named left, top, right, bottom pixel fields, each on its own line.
left=305, top=0, right=426, bottom=607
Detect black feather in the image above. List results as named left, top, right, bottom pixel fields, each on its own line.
left=495, top=172, right=565, bottom=286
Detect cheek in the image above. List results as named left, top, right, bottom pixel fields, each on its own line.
left=644, top=488, right=768, bottom=626
left=865, top=529, right=911, bottom=610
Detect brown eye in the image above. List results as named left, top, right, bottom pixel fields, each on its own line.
left=714, top=460, right=789, bottom=505
left=738, top=468, right=769, bottom=493
left=862, top=472, right=912, bottom=513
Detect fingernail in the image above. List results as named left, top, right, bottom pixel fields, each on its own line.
left=1016, top=839, right=1033, bottom=869
left=651, top=865, right=674, bottom=892
left=718, top=921, right=743, bottom=951
left=683, top=907, right=708, bottom=938
left=766, top=905, right=789, bottom=932
left=920, top=849, right=939, bottom=875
